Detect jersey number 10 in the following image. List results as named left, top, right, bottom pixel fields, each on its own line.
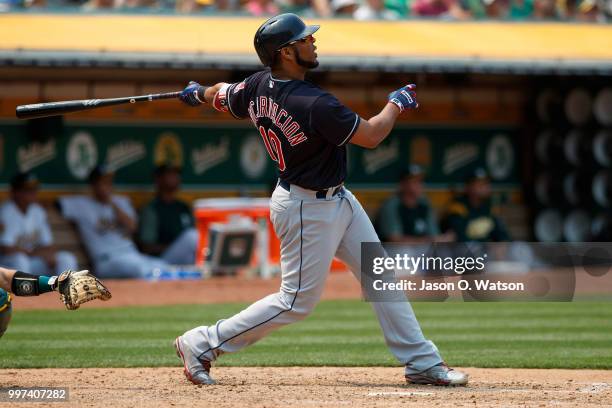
left=258, top=126, right=286, bottom=171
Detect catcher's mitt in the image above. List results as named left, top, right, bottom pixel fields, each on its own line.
left=52, top=270, right=112, bottom=310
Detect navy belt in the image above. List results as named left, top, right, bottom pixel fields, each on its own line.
left=278, top=179, right=344, bottom=199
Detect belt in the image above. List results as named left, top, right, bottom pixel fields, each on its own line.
left=278, top=179, right=344, bottom=200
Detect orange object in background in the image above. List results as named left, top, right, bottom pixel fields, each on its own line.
left=194, top=198, right=346, bottom=275
left=194, top=198, right=277, bottom=268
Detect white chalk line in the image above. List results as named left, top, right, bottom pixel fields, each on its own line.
left=366, top=383, right=611, bottom=398
left=367, top=391, right=434, bottom=397
left=579, top=383, right=611, bottom=393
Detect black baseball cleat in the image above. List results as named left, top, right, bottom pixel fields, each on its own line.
left=174, top=336, right=216, bottom=385
left=405, top=363, right=469, bottom=386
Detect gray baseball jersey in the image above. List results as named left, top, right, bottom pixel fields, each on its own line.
left=0, top=201, right=52, bottom=251
left=58, top=195, right=138, bottom=262
left=0, top=200, right=77, bottom=275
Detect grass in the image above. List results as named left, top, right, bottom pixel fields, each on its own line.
left=1, top=300, right=611, bottom=369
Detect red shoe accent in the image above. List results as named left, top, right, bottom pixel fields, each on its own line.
left=174, top=337, right=212, bottom=385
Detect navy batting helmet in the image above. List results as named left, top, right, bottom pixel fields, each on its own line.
left=254, top=13, right=320, bottom=67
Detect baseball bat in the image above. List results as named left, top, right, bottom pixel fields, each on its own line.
left=15, top=91, right=182, bottom=120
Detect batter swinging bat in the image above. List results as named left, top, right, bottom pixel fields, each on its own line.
left=15, top=91, right=182, bottom=120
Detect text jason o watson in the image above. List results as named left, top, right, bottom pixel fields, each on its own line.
left=372, top=279, right=526, bottom=292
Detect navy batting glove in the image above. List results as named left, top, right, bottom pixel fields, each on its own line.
left=180, top=81, right=208, bottom=107
left=388, top=84, right=418, bottom=113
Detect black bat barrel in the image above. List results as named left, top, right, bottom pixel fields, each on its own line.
left=16, top=92, right=181, bottom=120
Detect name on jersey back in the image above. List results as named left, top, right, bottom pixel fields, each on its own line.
left=248, top=96, right=308, bottom=147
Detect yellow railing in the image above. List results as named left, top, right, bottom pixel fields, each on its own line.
left=2, top=15, right=612, bottom=60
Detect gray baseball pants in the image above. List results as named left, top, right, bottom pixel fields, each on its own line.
left=182, top=184, right=442, bottom=374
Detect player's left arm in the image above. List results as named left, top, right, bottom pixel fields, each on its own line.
left=180, top=81, right=227, bottom=104
left=179, top=75, right=257, bottom=119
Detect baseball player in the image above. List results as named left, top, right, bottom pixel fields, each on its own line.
left=442, top=168, right=511, bottom=242
left=0, top=172, right=78, bottom=275
left=174, top=13, right=468, bottom=386
left=0, top=266, right=112, bottom=339
left=137, top=164, right=199, bottom=265
left=57, top=165, right=170, bottom=279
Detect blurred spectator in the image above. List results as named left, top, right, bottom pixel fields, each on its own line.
left=0, top=0, right=46, bottom=8
left=279, top=0, right=331, bottom=16
left=411, top=0, right=471, bottom=18
left=557, top=0, right=600, bottom=20
left=384, top=0, right=410, bottom=16
left=600, top=0, right=612, bottom=20
left=175, top=0, right=227, bottom=13
left=137, top=164, right=198, bottom=265
left=244, top=0, right=279, bottom=15
left=355, top=0, right=402, bottom=19
left=331, top=0, right=359, bottom=16
left=0, top=172, right=77, bottom=276
left=0, top=0, right=19, bottom=11
left=441, top=168, right=510, bottom=242
left=532, top=0, right=557, bottom=18
left=176, top=0, right=199, bottom=13
left=82, top=0, right=117, bottom=9
left=462, top=0, right=510, bottom=18
left=26, top=0, right=47, bottom=6
left=0, top=0, right=608, bottom=19
left=375, top=165, right=453, bottom=243
left=507, top=0, right=534, bottom=18
left=57, top=165, right=169, bottom=279
left=279, top=0, right=312, bottom=14
left=117, top=0, right=159, bottom=8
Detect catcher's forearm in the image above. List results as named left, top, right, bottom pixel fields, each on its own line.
left=9, top=271, right=55, bottom=296
left=2, top=268, right=112, bottom=310
left=0, top=268, right=16, bottom=292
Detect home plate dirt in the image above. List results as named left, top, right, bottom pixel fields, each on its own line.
left=1, top=367, right=611, bottom=408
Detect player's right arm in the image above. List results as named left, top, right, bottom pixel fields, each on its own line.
left=351, top=84, right=418, bottom=149
left=351, top=104, right=402, bottom=149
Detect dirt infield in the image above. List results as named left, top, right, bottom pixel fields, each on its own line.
left=1, top=367, right=611, bottom=408
left=7, top=272, right=611, bottom=407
